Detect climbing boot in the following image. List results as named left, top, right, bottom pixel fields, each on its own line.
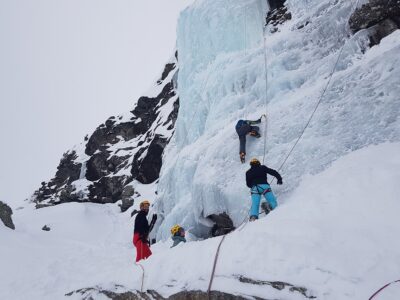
left=240, top=152, right=246, bottom=163
left=261, top=202, right=272, bottom=215
left=249, top=216, right=257, bottom=222
left=249, top=130, right=261, bottom=138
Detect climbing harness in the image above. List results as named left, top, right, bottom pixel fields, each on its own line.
left=251, top=185, right=272, bottom=196
left=369, top=280, right=400, bottom=300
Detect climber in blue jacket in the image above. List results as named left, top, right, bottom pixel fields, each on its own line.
left=235, top=115, right=266, bottom=163
left=246, top=157, right=282, bottom=221
left=170, top=225, right=186, bottom=248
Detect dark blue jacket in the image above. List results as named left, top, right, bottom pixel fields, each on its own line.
left=235, top=119, right=261, bottom=154
left=134, top=211, right=149, bottom=237
left=246, top=164, right=282, bottom=188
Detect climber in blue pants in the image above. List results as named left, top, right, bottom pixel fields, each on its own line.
left=246, top=158, right=283, bottom=221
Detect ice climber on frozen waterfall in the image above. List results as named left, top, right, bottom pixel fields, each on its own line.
left=235, top=115, right=266, bottom=163
left=246, top=158, right=282, bottom=221
left=133, top=200, right=157, bottom=262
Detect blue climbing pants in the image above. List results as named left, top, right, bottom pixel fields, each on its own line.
left=250, top=184, right=277, bottom=219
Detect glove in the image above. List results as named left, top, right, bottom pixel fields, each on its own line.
left=151, top=214, right=158, bottom=223
left=277, top=178, right=283, bottom=185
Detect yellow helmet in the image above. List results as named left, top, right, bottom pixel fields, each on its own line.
left=250, top=158, right=260, bottom=166
left=140, top=200, right=150, bottom=209
left=170, top=224, right=181, bottom=235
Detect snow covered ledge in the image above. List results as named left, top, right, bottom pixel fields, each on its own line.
left=135, top=143, right=400, bottom=299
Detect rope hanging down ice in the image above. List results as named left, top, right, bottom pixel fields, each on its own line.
left=274, top=0, right=361, bottom=174
left=261, top=19, right=269, bottom=165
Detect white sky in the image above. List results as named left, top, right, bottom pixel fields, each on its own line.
left=0, top=0, right=193, bottom=205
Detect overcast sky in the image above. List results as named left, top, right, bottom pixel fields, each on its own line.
left=0, top=0, right=192, bottom=206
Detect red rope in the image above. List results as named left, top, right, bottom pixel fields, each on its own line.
left=207, top=235, right=227, bottom=297
left=369, top=280, right=400, bottom=300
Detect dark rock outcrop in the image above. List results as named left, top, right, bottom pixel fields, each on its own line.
left=157, top=62, right=176, bottom=84
left=236, top=276, right=316, bottom=299
left=131, top=135, right=168, bottom=184
left=42, top=225, right=51, bottom=231
left=0, top=201, right=15, bottom=230
left=66, top=287, right=253, bottom=300
left=349, top=0, right=400, bottom=46
left=88, top=175, right=128, bottom=204
left=119, top=186, right=136, bottom=212
left=268, top=0, right=285, bottom=11
left=266, top=0, right=292, bottom=33
left=31, top=56, right=179, bottom=211
left=52, top=151, right=82, bottom=186
left=207, top=213, right=235, bottom=237
left=66, top=278, right=315, bottom=299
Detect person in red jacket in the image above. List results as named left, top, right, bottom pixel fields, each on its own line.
left=133, top=200, right=157, bottom=262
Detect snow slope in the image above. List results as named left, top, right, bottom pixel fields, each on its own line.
left=137, top=143, right=400, bottom=300
left=1, top=143, right=399, bottom=300
left=154, top=0, right=400, bottom=239
left=0, top=202, right=137, bottom=299
left=1, top=0, right=400, bottom=299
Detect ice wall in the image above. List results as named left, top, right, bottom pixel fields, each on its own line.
left=155, top=0, right=400, bottom=239
left=176, top=0, right=267, bottom=146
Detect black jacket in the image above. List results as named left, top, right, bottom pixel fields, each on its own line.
left=134, top=210, right=150, bottom=237
left=246, top=165, right=282, bottom=188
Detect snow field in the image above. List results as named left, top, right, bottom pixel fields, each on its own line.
left=0, top=203, right=137, bottom=300
left=1, top=142, right=399, bottom=300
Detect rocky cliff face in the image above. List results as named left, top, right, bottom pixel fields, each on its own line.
left=0, top=201, right=15, bottom=230
left=31, top=54, right=179, bottom=211
left=266, top=0, right=292, bottom=33
left=349, top=0, right=400, bottom=46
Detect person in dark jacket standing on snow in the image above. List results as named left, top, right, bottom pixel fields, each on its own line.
left=133, top=200, right=157, bottom=262
left=235, top=115, right=266, bottom=163
left=246, top=158, right=283, bottom=221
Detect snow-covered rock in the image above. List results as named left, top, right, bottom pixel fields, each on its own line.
left=0, top=201, right=15, bottom=230
left=349, top=0, right=400, bottom=46
left=30, top=55, right=179, bottom=211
